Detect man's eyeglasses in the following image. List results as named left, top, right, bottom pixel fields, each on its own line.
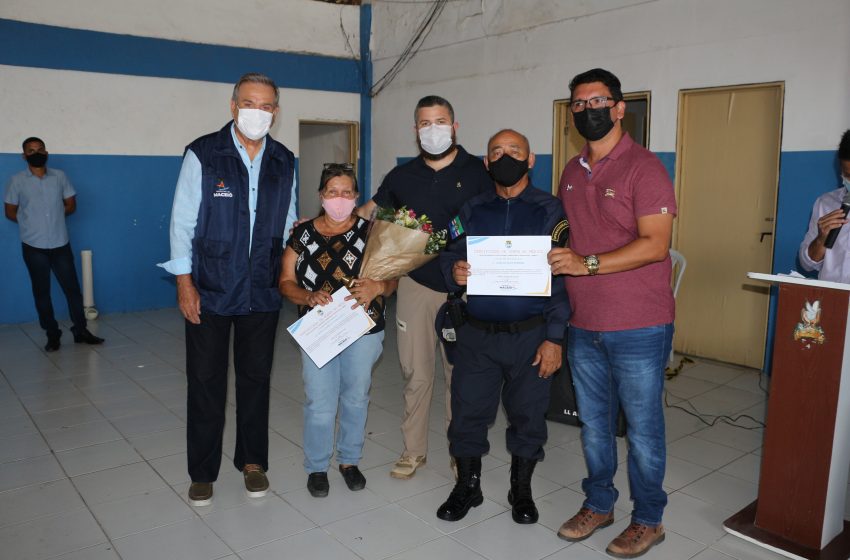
left=323, top=163, right=354, bottom=171
left=570, top=96, right=618, bottom=113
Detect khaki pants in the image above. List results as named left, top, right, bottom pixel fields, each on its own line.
left=396, top=276, right=453, bottom=457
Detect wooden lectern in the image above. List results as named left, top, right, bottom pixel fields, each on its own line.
left=724, top=273, right=850, bottom=559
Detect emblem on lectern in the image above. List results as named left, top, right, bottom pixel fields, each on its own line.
left=793, top=300, right=825, bottom=345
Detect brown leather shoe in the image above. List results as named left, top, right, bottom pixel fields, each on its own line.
left=188, top=482, right=213, bottom=506
left=243, top=464, right=269, bottom=498
left=557, top=507, right=614, bottom=541
left=606, top=522, right=665, bottom=558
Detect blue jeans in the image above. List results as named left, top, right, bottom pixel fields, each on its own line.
left=301, top=331, right=384, bottom=473
left=568, top=323, right=673, bottom=527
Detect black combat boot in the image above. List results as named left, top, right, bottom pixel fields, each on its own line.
left=507, top=455, right=538, bottom=524
left=436, top=456, right=483, bottom=521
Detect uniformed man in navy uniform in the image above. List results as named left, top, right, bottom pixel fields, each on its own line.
left=436, top=129, right=570, bottom=524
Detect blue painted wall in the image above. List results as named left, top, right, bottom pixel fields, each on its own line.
left=1, top=154, right=181, bottom=323
left=358, top=4, right=373, bottom=199
left=656, top=152, right=676, bottom=184
left=1, top=154, right=307, bottom=324
left=0, top=16, right=365, bottom=325
left=0, top=19, right=362, bottom=93
left=763, top=150, right=841, bottom=371
left=774, top=151, right=842, bottom=275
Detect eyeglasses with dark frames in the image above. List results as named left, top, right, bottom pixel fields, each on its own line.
left=570, top=96, right=618, bottom=113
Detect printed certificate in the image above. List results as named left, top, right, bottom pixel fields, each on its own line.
left=287, top=286, right=376, bottom=368
left=466, top=235, right=551, bottom=297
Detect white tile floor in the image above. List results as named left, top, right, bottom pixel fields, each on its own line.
left=0, top=301, right=816, bottom=560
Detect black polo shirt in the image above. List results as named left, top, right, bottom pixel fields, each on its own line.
left=372, top=145, right=493, bottom=292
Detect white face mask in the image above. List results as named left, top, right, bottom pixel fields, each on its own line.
left=236, top=108, right=273, bottom=141
left=418, top=124, right=453, bottom=155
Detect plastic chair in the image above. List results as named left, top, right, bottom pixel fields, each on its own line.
left=670, top=249, right=686, bottom=298
left=669, top=249, right=687, bottom=365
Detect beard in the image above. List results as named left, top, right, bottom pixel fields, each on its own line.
left=419, top=131, right=457, bottom=161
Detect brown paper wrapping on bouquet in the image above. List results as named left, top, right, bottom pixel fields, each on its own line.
left=357, top=220, right=437, bottom=281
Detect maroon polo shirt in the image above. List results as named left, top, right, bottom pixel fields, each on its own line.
left=558, top=133, right=677, bottom=331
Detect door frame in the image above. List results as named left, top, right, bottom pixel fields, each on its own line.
left=551, top=91, right=651, bottom=194
left=297, top=119, right=360, bottom=217
left=672, top=81, right=785, bottom=368
left=298, top=119, right=360, bottom=172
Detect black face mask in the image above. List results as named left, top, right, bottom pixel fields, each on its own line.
left=573, top=106, right=615, bottom=141
left=488, top=154, right=529, bottom=187
left=26, top=152, right=48, bottom=168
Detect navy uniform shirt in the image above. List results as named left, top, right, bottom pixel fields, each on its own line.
left=440, top=184, right=571, bottom=343
left=372, top=146, right=493, bottom=292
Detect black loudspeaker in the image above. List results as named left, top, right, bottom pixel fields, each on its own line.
left=546, top=331, right=627, bottom=438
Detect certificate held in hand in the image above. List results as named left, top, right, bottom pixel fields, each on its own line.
left=287, top=286, right=376, bottom=368
left=466, top=235, right=552, bottom=297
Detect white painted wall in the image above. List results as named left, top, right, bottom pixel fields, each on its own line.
left=1, top=1, right=364, bottom=322
left=369, top=0, right=850, bottom=185
left=0, top=0, right=360, bottom=58
left=0, top=65, right=360, bottom=156
left=0, top=0, right=362, bottom=157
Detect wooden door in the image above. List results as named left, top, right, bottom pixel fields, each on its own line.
left=674, top=83, right=783, bottom=368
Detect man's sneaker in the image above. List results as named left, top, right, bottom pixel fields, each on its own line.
left=606, top=523, right=665, bottom=558
left=557, top=507, right=614, bottom=541
left=188, top=482, right=213, bottom=506
left=390, top=455, right=426, bottom=479
left=243, top=464, right=268, bottom=498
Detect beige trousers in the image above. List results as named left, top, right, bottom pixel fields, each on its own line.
left=395, top=276, right=453, bottom=457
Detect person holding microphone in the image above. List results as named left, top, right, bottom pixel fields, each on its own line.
left=799, top=130, right=850, bottom=281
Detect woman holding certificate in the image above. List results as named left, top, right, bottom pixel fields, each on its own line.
left=279, top=163, right=397, bottom=497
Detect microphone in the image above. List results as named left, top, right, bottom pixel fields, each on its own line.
left=824, top=189, right=850, bottom=249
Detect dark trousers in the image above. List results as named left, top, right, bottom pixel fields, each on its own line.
left=185, top=310, right=279, bottom=482
left=448, top=323, right=552, bottom=461
left=21, top=243, right=86, bottom=336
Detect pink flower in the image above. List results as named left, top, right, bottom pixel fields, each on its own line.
left=408, top=209, right=416, bottom=218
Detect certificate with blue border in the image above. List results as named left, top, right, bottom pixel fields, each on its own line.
left=466, top=235, right=551, bottom=297
left=287, top=286, right=375, bottom=368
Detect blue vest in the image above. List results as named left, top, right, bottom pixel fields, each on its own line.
left=188, top=123, right=294, bottom=315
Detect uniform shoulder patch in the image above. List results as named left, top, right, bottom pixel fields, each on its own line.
left=449, top=215, right=465, bottom=240
left=551, top=219, right=570, bottom=248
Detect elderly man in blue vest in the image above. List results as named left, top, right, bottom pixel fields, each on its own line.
left=159, top=73, right=297, bottom=506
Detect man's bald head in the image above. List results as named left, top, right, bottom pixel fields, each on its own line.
left=487, top=129, right=530, bottom=154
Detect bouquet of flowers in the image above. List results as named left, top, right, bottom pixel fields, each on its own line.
left=374, top=206, right=447, bottom=255
left=351, top=206, right=448, bottom=283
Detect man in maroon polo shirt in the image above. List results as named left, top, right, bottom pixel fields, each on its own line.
left=547, top=68, right=677, bottom=558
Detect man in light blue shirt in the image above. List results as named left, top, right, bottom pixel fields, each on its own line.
left=4, top=137, right=104, bottom=351
left=159, top=73, right=297, bottom=508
